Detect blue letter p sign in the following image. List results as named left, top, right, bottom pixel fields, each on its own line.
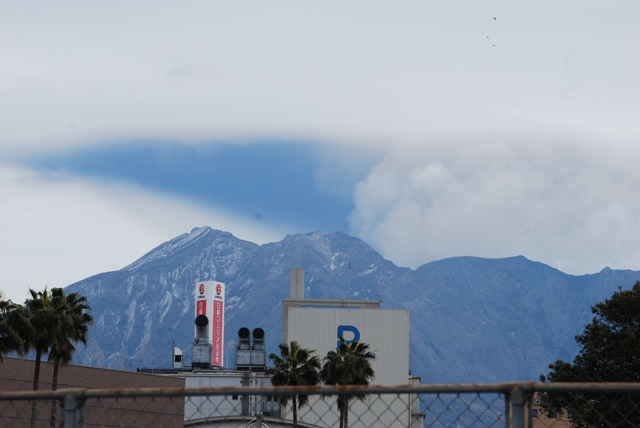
left=337, top=325, right=360, bottom=349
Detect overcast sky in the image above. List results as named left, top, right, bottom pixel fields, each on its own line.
left=2, top=1, right=640, bottom=302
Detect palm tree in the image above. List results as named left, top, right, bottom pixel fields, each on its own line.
left=268, top=341, right=321, bottom=428
left=320, top=336, right=376, bottom=428
left=24, top=287, right=59, bottom=428
left=0, top=298, right=28, bottom=359
left=47, top=288, right=93, bottom=428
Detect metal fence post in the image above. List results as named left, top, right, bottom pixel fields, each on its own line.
left=64, top=393, right=78, bottom=428
left=510, top=385, right=525, bottom=428
left=504, top=391, right=511, bottom=428
left=78, top=399, right=85, bottom=428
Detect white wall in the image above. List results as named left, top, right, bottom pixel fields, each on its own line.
left=287, top=307, right=409, bottom=385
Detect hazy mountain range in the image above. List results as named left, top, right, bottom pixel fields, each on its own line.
left=65, top=227, right=640, bottom=383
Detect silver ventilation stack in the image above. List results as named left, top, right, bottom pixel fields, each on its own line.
left=250, top=328, right=266, bottom=368
left=235, top=327, right=267, bottom=371
left=192, top=314, right=212, bottom=369
left=235, top=327, right=251, bottom=370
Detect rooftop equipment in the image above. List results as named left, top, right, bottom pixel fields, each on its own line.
left=250, top=328, right=266, bottom=368
left=172, top=342, right=183, bottom=369
left=235, top=327, right=267, bottom=371
left=192, top=314, right=212, bottom=369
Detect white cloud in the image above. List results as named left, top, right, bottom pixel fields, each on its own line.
left=0, top=165, right=282, bottom=303
left=1, top=1, right=639, bottom=154
left=349, top=138, right=640, bottom=274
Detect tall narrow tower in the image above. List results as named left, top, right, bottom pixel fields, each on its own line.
left=194, top=280, right=226, bottom=368
left=290, top=268, right=304, bottom=299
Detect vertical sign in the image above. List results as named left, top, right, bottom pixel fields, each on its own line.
left=195, top=280, right=225, bottom=367
left=211, top=282, right=225, bottom=367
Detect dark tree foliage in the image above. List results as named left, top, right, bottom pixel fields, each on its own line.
left=320, top=337, right=375, bottom=428
left=47, top=288, right=93, bottom=428
left=1, top=287, right=94, bottom=428
left=268, top=341, right=321, bottom=428
left=25, top=288, right=56, bottom=428
left=0, top=299, right=28, bottom=358
left=540, top=282, right=640, bottom=428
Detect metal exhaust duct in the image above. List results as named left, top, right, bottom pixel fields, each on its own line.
left=250, top=327, right=267, bottom=369
left=251, top=328, right=265, bottom=350
left=235, top=327, right=252, bottom=370
left=238, top=327, right=251, bottom=350
left=192, top=315, right=212, bottom=369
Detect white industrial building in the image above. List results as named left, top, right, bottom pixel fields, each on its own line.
left=281, top=269, right=423, bottom=428
left=156, top=270, right=423, bottom=427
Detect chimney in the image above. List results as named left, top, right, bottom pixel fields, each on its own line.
left=290, top=268, right=304, bottom=299
left=251, top=328, right=265, bottom=350
left=250, top=328, right=266, bottom=369
left=191, top=315, right=212, bottom=369
left=235, top=327, right=251, bottom=370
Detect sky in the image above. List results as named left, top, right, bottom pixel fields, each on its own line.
left=2, top=1, right=640, bottom=302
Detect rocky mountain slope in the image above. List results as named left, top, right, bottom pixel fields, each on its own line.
left=66, top=227, right=640, bottom=383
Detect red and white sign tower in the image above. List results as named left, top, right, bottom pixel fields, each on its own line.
left=195, top=280, right=225, bottom=367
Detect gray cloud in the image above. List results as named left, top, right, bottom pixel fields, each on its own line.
left=2, top=1, right=639, bottom=153
left=349, top=138, right=640, bottom=274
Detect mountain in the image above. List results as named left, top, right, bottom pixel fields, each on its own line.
left=65, top=227, right=640, bottom=383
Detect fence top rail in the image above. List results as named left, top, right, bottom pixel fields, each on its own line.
left=534, top=382, right=640, bottom=394
left=1, top=382, right=640, bottom=401
left=0, top=382, right=517, bottom=400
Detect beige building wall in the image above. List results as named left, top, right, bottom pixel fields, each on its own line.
left=282, top=303, right=414, bottom=428
left=0, top=356, right=184, bottom=428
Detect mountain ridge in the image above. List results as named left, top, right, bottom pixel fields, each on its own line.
left=65, top=226, right=640, bottom=383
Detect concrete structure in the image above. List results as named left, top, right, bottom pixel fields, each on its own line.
left=281, top=273, right=423, bottom=428
left=289, top=268, right=305, bottom=299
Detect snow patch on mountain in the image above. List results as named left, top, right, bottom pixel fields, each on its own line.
left=123, top=299, right=137, bottom=344
left=123, top=227, right=214, bottom=271
left=158, top=291, right=173, bottom=323
left=330, top=253, right=346, bottom=271
left=139, top=303, right=153, bottom=351
left=227, top=296, right=241, bottom=311
left=359, top=264, right=377, bottom=276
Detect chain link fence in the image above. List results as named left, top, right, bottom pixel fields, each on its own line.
left=1, top=382, right=639, bottom=428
